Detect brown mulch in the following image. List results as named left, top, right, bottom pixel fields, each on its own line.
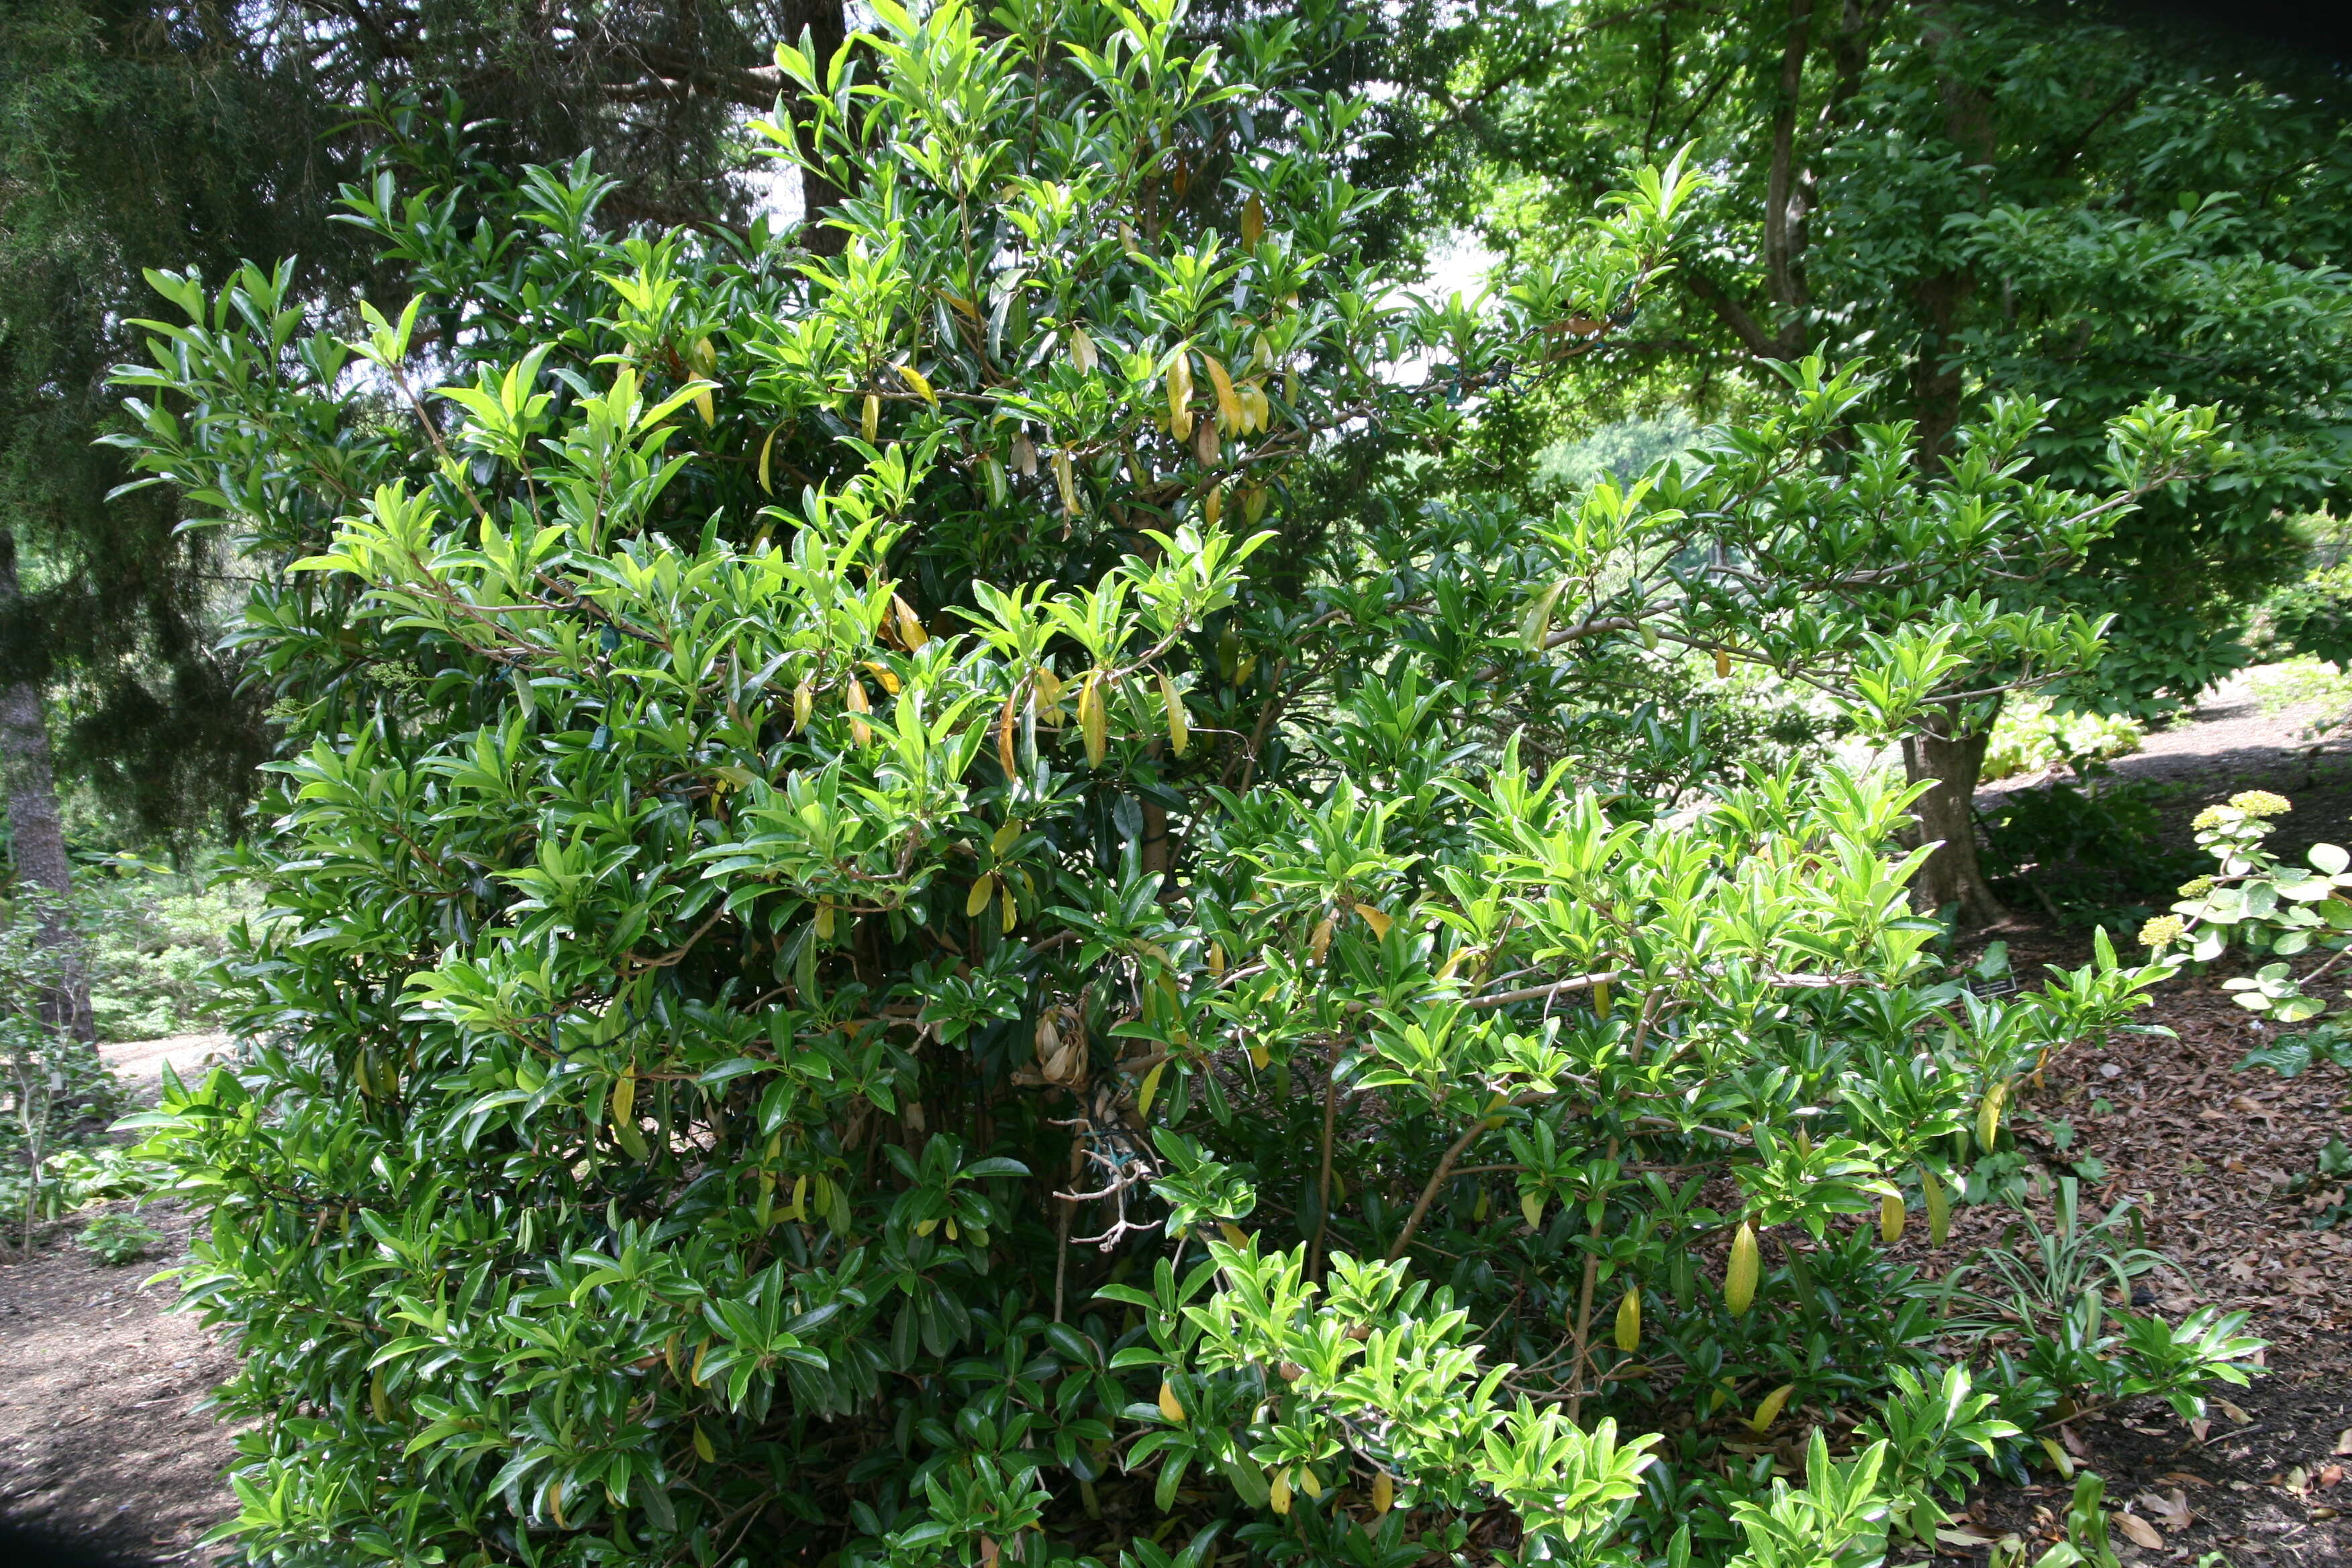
left=1922, top=933, right=2352, bottom=1567
left=1932, top=668, right=2352, bottom=1567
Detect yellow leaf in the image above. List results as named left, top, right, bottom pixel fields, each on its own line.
left=1120, top=220, right=1143, bottom=258
left=1296, top=1467, right=1322, bottom=1500
left=1726, top=1222, right=1760, bottom=1316
left=611, top=1067, right=636, bottom=1128
left=1920, top=1165, right=1950, bottom=1244
left=1592, top=979, right=1612, bottom=1018
left=1308, top=917, right=1334, bottom=963
left=789, top=1173, right=807, bottom=1222
left=545, top=1479, right=566, bottom=1529
left=693, top=388, right=716, bottom=426
left=914, top=1217, right=938, bottom=1236
left=1204, top=483, right=1223, bottom=528
left=815, top=903, right=836, bottom=941
left=1218, top=1222, right=1247, bottom=1248
left=1207, top=942, right=1226, bottom=978
left=1269, top=1471, right=1291, bottom=1514
left=690, top=1336, right=712, bottom=1385
left=1159, top=670, right=1188, bottom=756
left=1241, top=193, right=1265, bottom=248
left=1520, top=1191, right=1545, bottom=1230
left=967, top=873, right=997, bottom=918
left=694, top=1423, right=716, bottom=1464
left=1714, top=648, right=1731, bottom=679
left=1167, top=351, right=1194, bottom=440
left=1370, top=1470, right=1393, bottom=1516
left=1353, top=903, right=1393, bottom=939
left=1000, top=882, right=1016, bottom=933
left=897, top=362, right=936, bottom=406
left=1157, top=1380, right=1185, bottom=1424
left=1069, top=326, right=1097, bottom=373
left=1473, top=1185, right=1490, bottom=1222
left=793, top=677, right=814, bottom=732
left=1243, top=484, right=1269, bottom=524
left=1977, top=1080, right=2008, bottom=1154
left=997, top=697, right=1018, bottom=775
left=1749, top=1383, right=1795, bottom=1432
left=891, top=594, right=929, bottom=650
left=862, top=392, right=879, bottom=442
left=991, top=820, right=1020, bottom=856
left=369, top=1369, right=389, bottom=1421
left=1054, top=448, right=1078, bottom=515
left=1615, top=1289, right=1642, bottom=1353
left=861, top=660, right=901, bottom=696
left=1880, top=1191, right=1906, bottom=1244
left=1077, top=672, right=1108, bottom=768
left=1193, top=415, right=1220, bottom=465
left=689, top=336, right=717, bottom=375
left=1204, top=354, right=1242, bottom=432
left=2039, top=1436, right=2074, bottom=1478
left=1248, top=1044, right=1270, bottom=1070
left=1138, top=1061, right=1166, bottom=1120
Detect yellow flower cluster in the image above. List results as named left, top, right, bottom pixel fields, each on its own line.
left=2139, top=914, right=2186, bottom=949
left=2176, top=875, right=2215, bottom=898
left=2228, top=789, right=2292, bottom=818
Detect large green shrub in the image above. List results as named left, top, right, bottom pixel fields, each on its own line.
left=113, top=2, right=2254, bottom=1564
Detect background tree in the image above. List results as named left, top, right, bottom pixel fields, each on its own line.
left=0, top=0, right=856, bottom=1031
left=1385, top=0, right=2352, bottom=920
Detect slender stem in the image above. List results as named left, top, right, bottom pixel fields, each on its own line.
left=1386, top=1118, right=1491, bottom=1263
left=1309, top=1040, right=1340, bottom=1279
left=1565, top=1136, right=1621, bottom=1427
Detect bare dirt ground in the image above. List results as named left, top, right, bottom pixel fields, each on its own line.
left=5, top=677, right=2351, bottom=1566
left=1, top=1040, right=242, bottom=1567
left=0, top=1197, right=241, bottom=1566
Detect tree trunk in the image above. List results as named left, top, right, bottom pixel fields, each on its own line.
left=0, top=532, right=90, bottom=1042
left=1901, top=709, right=2003, bottom=930
left=783, top=0, right=850, bottom=257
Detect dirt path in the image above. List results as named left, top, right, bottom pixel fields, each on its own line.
left=1, top=1038, right=242, bottom=1565
left=0, top=1199, right=240, bottom=1565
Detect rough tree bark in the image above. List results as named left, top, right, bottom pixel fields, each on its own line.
left=0, top=530, right=91, bottom=1041
left=781, top=0, right=850, bottom=257
left=1901, top=704, right=2004, bottom=930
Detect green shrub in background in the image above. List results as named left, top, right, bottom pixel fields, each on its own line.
left=74, top=859, right=260, bottom=1040
left=1979, top=695, right=2145, bottom=785
left=2244, top=655, right=2352, bottom=717
left=110, top=2, right=2250, bottom=1563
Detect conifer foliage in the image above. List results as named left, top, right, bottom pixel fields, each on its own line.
left=115, top=1, right=2258, bottom=1563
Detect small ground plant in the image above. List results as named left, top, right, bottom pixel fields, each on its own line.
left=78, top=1210, right=166, bottom=1265
left=111, top=2, right=2249, bottom=1563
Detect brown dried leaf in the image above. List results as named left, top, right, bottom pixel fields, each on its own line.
left=2112, top=1512, right=2165, bottom=1550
